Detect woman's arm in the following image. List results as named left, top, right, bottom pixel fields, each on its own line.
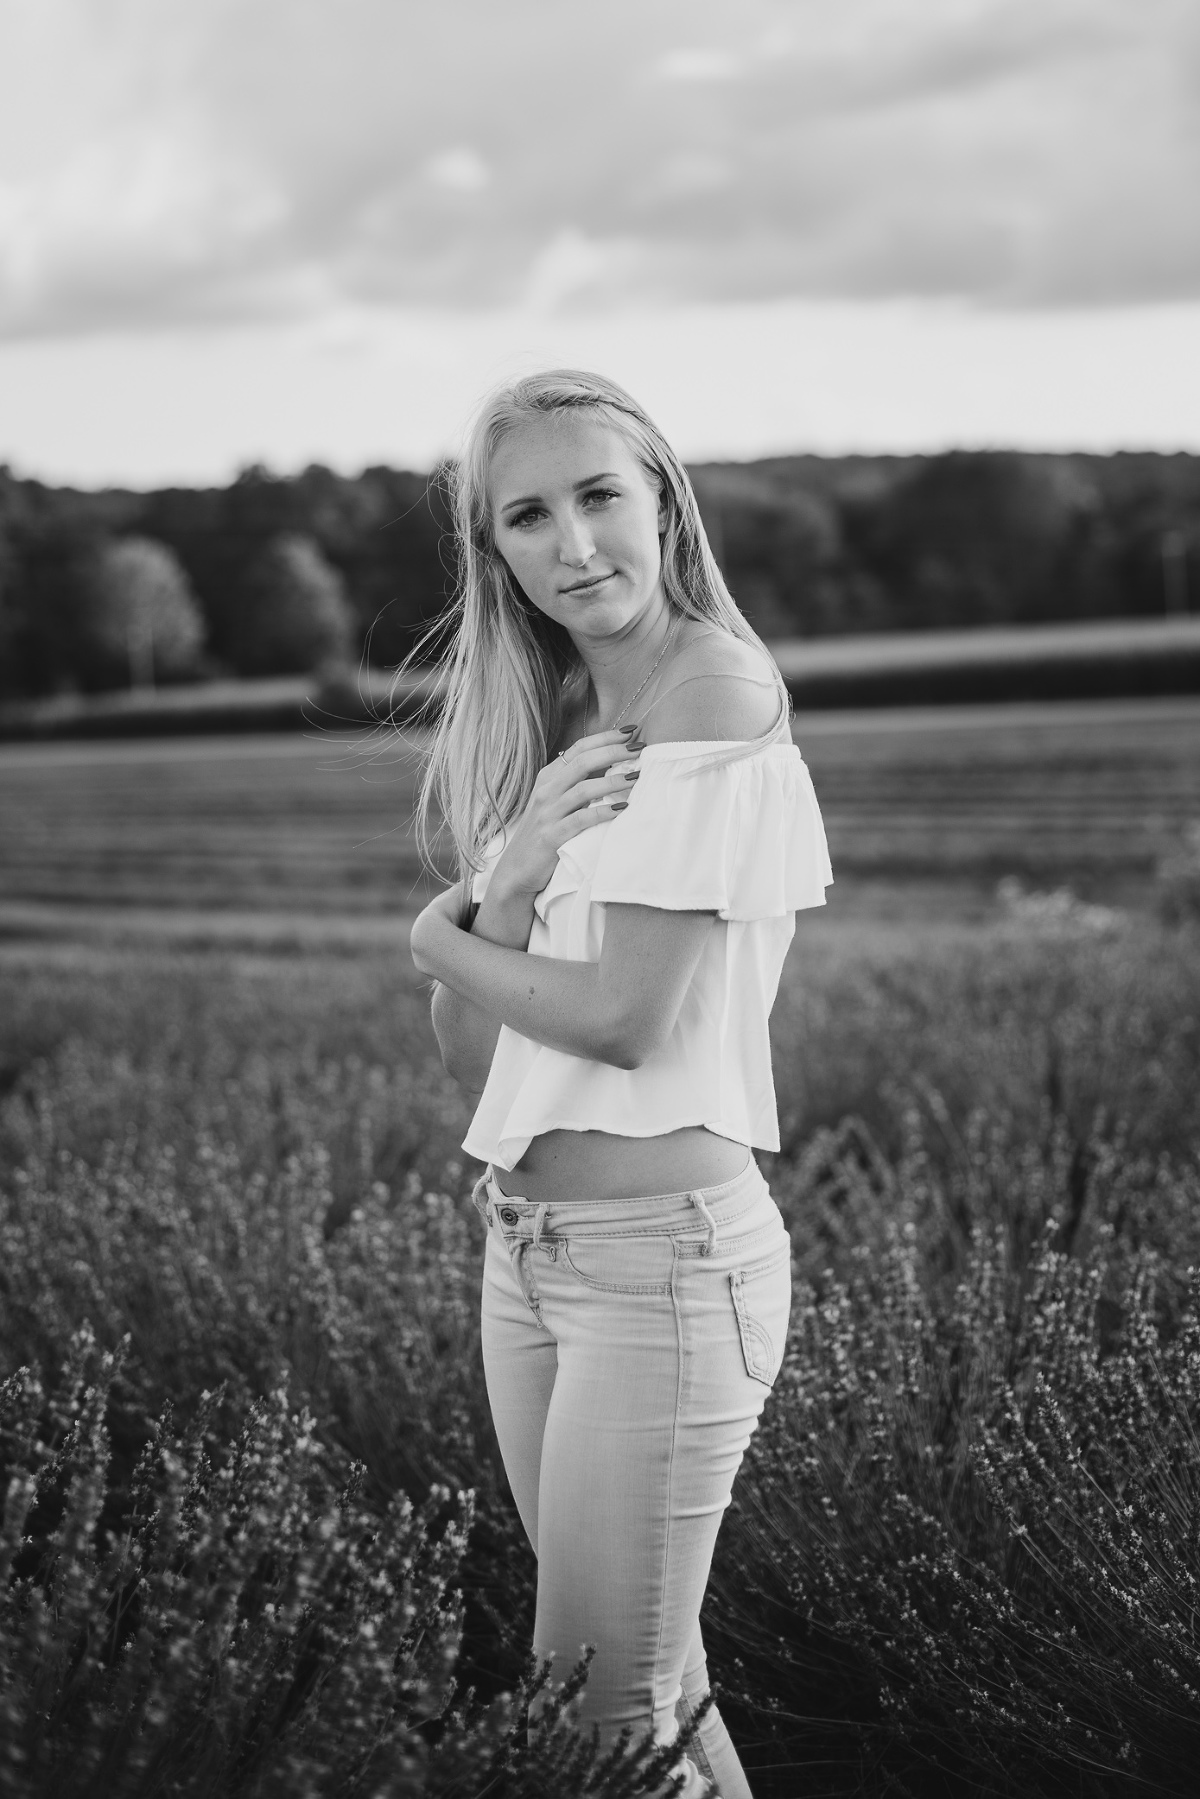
left=412, top=892, right=714, bottom=1071
left=419, top=647, right=778, bottom=1078
left=429, top=882, right=536, bottom=1093
left=421, top=726, right=643, bottom=1091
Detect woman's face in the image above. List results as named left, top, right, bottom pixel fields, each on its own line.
left=489, top=412, right=667, bottom=646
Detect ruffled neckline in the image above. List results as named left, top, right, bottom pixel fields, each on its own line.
left=475, top=737, right=801, bottom=869
left=636, top=737, right=798, bottom=761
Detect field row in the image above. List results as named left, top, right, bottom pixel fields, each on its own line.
left=2, top=700, right=1197, bottom=921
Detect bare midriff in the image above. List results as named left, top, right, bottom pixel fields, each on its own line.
left=491, top=1123, right=751, bottom=1205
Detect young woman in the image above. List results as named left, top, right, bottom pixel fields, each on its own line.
left=408, top=370, right=832, bottom=1799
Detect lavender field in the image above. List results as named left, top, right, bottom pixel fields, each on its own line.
left=2, top=698, right=1200, bottom=1797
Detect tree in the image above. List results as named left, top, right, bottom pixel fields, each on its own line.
left=845, top=453, right=1086, bottom=630
left=693, top=468, right=849, bottom=637
left=0, top=521, right=17, bottom=699
left=84, top=536, right=206, bottom=689
left=293, top=464, right=453, bottom=666
left=229, top=532, right=355, bottom=676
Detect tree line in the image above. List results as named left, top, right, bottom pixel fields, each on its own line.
left=1, top=450, right=1197, bottom=700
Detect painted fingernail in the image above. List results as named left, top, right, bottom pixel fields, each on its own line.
left=611, top=800, right=629, bottom=811
left=625, top=735, right=644, bottom=751
left=619, top=724, right=639, bottom=736
left=623, top=769, right=640, bottom=782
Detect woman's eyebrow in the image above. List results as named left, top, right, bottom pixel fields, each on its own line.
left=499, top=472, right=622, bottom=514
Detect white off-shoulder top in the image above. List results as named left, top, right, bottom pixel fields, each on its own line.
left=460, top=738, right=833, bottom=1171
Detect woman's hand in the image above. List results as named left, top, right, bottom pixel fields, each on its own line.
left=491, top=728, right=642, bottom=903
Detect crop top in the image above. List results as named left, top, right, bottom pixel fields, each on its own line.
left=460, top=733, right=833, bottom=1171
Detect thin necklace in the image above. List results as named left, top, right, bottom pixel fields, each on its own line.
left=586, top=614, right=678, bottom=735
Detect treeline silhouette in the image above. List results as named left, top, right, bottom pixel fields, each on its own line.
left=1, top=450, right=1197, bottom=700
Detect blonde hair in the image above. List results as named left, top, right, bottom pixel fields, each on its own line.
left=406, top=368, right=788, bottom=886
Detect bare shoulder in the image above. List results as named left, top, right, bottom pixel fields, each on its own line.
left=637, top=626, right=783, bottom=745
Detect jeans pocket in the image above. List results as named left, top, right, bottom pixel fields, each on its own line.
left=560, top=1232, right=675, bottom=1295
left=729, top=1242, right=792, bottom=1386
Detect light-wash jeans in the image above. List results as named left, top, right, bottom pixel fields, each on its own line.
left=472, top=1154, right=792, bottom=1799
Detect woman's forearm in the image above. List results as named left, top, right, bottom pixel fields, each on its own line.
left=413, top=900, right=634, bottom=1068
left=430, top=884, right=536, bottom=1090
left=430, top=984, right=493, bottom=1093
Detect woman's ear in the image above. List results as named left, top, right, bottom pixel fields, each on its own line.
left=657, top=489, right=668, bottom=535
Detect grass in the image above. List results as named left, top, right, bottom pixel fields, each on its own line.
left=2, top=698, right=1200, bottom=1795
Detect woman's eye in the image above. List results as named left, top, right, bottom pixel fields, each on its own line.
left=583, top=488, right=618, bottom=509
left=509, top=507, right=544, bottom=529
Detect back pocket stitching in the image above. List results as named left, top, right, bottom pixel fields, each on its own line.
left=730, top=1265, right=783, bottom=1385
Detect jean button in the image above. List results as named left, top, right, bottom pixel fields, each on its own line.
left=499, top=1206, right=519, bottom=1226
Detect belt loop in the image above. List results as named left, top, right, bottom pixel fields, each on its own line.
left=531, top=1202, right=549, bottom=1253
left=470, top=1169, right=493, bottom=1227
left=690, top=1188, right=718, bottom=1256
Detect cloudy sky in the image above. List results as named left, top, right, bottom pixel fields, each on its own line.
left=2, top=0, right=1199, bottom=483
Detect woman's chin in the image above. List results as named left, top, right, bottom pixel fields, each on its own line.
left=559, top=590, right=666, bottom=643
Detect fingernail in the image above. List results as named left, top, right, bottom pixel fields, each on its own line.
left=623, top=769, right=640, bottom=782
left=611, top=800, right=629, bottom=811
left=625, top=735, right=644, bottom=751
left=619, top=724, right=638, bottom=736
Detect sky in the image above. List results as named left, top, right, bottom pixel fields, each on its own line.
left=1, top=0, right=1199, bottom=485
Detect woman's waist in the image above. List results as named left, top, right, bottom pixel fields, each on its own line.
left=491, top=1124, right=751, bottom=1205
left=480, top=1137, right=769, bottom=1233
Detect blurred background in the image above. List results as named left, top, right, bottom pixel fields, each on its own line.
left=3, top=0, right=1200, bottom=928
left=1, top=0, right=1199, bottom=923
left=3, top=0, right=1200, bottom=707
left=2, top=0, right=1200, bottom=939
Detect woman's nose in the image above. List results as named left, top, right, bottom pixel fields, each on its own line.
left=556, top=513, right=595, bottom=567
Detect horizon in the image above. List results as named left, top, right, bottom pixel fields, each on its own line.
left=5, top=430, right=1200, bottom=499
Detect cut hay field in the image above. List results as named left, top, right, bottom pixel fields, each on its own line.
left=1, top=696, right=1198, bottom=952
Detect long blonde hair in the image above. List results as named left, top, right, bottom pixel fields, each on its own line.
left=406, top=368, right=788, bottom=885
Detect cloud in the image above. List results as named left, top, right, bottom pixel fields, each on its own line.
left=0, top=0, right=1198, bottom=340
left=653, top=47, right=743, bottom=83
left=424, top=149, right=491, bottom=193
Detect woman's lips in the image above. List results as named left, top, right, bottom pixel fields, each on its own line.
left=562, top=572, right=613, bottom=596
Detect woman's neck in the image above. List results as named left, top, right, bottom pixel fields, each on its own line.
left=578, top=604, right=676, bottom=731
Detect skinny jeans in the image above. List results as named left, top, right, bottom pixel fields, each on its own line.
left=473, top=1154, right=792, bottom=1799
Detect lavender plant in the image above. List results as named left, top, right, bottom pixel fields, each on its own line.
left=705, top=1121, right=1200, bottom=1797
left=2, top=921, right=1199, bottom=1796
left=0, top=1331, right=696, bottom=1799
left=0, top=1327, right=467, bottom=1797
